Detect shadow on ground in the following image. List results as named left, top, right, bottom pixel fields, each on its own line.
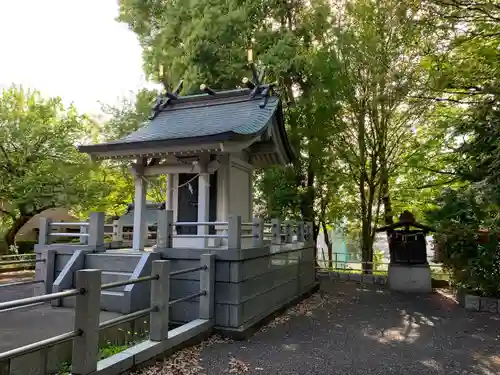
left=201, top=280, right=500, bottom=375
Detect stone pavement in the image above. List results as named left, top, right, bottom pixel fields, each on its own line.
left=197, top=280, right=500, bottom=375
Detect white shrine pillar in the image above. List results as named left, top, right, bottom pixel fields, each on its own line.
left=166, top=173, right=174, bottom=210
left=132, top=160, right=148, bottom=251
left=198, top=162, right=210, bottom=248
left=219, top=155, right=231, bottom=245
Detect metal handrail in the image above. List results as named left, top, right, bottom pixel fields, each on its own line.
left=0, top=279, right=44, bottom=289
left=99, top=307, right=156, bottom=330
left=50, top=233, right=89, bottom=237
left=172, top=234, right=227, bottom=239
left=0, top=330, right=81, bottom=362
left=169, top=291, right=206, bottom=306
left=0, top=254, right=35, bottom=259
left=170, top=266, right=207, bottom=277
left=0, top=259, right=44, bottom=266
left=174, top=221, right=228, bottom=226
left=51, top=222, right=89, bottom=227
left=101, top=274, right=159, bottom=291
left=0, top=288, right=83, bottom=311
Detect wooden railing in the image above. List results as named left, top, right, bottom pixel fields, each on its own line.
left=0, top=255, right=215, bottom=375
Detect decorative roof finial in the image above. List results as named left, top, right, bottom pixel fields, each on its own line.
left=242, top=53, right=277, bottom=108
left=150, top=79, right=184, bottom=119
left=200, top=84, right=216, bottom=96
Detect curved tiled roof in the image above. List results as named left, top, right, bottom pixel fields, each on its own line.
left=113, top=95, right=280, bottom=145
left=78, top=88, right=295, bottom=163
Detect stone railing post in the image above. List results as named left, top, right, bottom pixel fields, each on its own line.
left=156, top=210, right=173, bottom=249
left=112, top=220, right=123, bottom=242
left=284, top=221, right=293, bottom=244
left=296, top=222, right=305, bottom=242
left=199, top=254, right=215, bottom=321
left=34, top=249, right=56, bottom=296
left=79, top=224, right=88, bottom=245
left=71, top=269, right=101, bottom=375
left=38, top=217, right=52, bottom=245
left=304, top=222, right=314, bottom=244
left=252, top=217, right=264, bottom=248
left=150, top=260, right=171, bottom=341
left=228, top=215, right=241, bottom=249
left=87, top=212, right=105, bottom=250
left=271, top=218, right=282, bottom=245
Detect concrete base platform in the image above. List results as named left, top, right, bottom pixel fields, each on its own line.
left=388, top=264, right=432, bottom=293
left=214, top=282, right=320, bottom=340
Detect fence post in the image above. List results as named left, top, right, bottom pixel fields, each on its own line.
left=87, top=212, right=105, bottom=250
left=156, top=210, right=173, bottom=249
left=284, top=221, right=293, bottom=244
left=71, top=269, right=101, bottom=375
left=44, top=249, right=56, bottom=294
left=304, top=222, right=313, bottom=243
left=112, top=220, right=123, bottom=242
left=296, top=222, right=305, bottom=242
left=150, top=260, right=170, bottom=341
left=228, top=215, right=241, bottom=249
left=38, top=217, right=52, bottom=245
left=0, top=360, right=9, bottom=375
left=271, top=218, right=282, bottom=245
left=200, top=254, right=215, bottom=321
left=79, top=224, right=88, bottom=245
left=252, top=217, right=264, bottom=248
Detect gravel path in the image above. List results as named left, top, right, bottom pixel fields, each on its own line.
left=143, top=280, right=500, bottom=375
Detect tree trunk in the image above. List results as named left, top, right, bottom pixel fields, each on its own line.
left=361, top=217, right=374, bottom=274
left=380, top=158, right=394, bottom=227
left=321, top=220, right=333, bottom=269
left=3, top=215, right=32, bottom=254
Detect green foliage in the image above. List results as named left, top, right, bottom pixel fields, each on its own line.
left=0, top=86, right=108, bottom=249
left=427, top=184, right=500, bottom=296
left=417, top=0, right=500, bottom=295
left=372, top=250, right=385, bottom=272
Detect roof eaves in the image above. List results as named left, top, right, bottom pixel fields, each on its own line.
left=78, top=131, right=254, bottom=155
left=274, top=100, right=296, bottom=164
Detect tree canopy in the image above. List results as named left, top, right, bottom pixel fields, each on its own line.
left=0, top=86, right=106, bottom=250
left=1, top=0, right=500, bottom=291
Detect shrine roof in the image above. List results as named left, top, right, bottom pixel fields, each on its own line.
left=78, top=88, right=294, bottom=163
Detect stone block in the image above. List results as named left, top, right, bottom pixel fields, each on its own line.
left=454, top=288, right=467, bottom=306
left=480, top=297, right=498, bottom=313
left=465, top=294, right=480, bottom=311
left=388, top=264, right=431, bottom=293
left=350, top=274, right=361, bottom=283
left=339, top=273, right=350, bottom=281
left=363, top=275, right=374, bottom=284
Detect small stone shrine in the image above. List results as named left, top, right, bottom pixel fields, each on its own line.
left=376, top=211, right=434, bottom=292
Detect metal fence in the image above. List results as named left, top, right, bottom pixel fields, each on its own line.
left=0, top=253, right=42, bottom=283
left=0, top=255, right=215, bottom=375
left=316, top=252, right=449, bottom=280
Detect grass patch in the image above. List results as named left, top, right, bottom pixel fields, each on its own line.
left=53, top=331, right=148, bottom=375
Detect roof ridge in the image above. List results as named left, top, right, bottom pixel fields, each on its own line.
left=158, top=92, right=277, bottom=113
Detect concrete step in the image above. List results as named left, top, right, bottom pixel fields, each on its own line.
left=100, top=291, right=125, bottom=312
left=85, top=253, right=141, bottom=273
left=101, top=271, right=133, bottom=292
